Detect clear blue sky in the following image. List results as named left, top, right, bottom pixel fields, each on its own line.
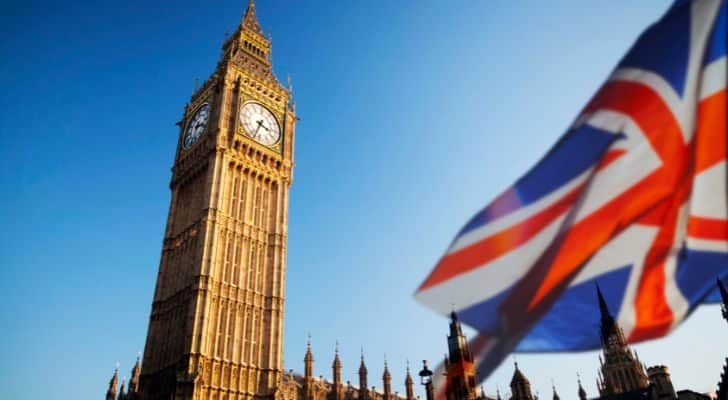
left=1, top=1, right=725, bottom=399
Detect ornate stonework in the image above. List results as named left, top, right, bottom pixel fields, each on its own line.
left=136, top=1, right=296, bottom=399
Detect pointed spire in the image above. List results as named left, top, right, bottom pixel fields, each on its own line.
left=511, top=361, right=527, bottom=385
left=718, top=278, right=728, bottom=323
left=405, top=361, right=415, bottom=400
left=359, top=349, right=368, bottom=373
left=106, top=368, right=119, bottom=400
left=118, top=378, right=127, bottom=400
left=551, top=381, right=560, bottom=400
left=719, top=278, right=728, bottom=303
left=510, top=362, right=533, bottom=400
left=332, top=341, right=342, bottom=387
left=304, top=335, right=314, bottom=378
left=577, top=374, right=587, bottom=400
left=241, top=0, right=263, bottom=34
left=305, top=335, right=313, bottom=359
left=129, top=353, right=141, bottom=394
left=383, top=357, right=392, bottom=399
left=359, top=349, right=369, bottom=399
left=595, top=284, right=621, bottom=344
left=596, top=283, right=612, bottom=318
left=333, top=340, right=342, bottom=368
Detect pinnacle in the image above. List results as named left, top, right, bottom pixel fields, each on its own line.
left=242, top=0, right=263, bottom=34
left=596, top=283, right=612, bottom=318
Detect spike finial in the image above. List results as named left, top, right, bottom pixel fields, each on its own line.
left=718, top=278, right=728, bottom=322
left=595, top=282, right=614, bottom=319
left=241, top=0, right=263, bottom=34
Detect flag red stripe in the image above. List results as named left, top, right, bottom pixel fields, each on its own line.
left=527, top=80, right=688, bottom=308
left=688, top=215, right=728, bottom=240
left=419, top=183, right=584, bottom=291
left=419, top=147, right=628, bottom=291
left=629, top=187, right=689, bottom=342
left=694, top=89, right=727, bottom=173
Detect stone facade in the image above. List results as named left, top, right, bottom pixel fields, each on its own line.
left=134, top=1, right=296, bottom=399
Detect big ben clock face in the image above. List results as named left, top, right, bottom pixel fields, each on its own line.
left=183, top=103, right=210, bottom=149
left=239, top=102, right=281, bottom=146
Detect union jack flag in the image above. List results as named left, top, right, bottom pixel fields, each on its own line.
left=414, top=0, right=728, bottom=390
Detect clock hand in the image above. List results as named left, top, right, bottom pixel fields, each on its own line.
left=253, top=119, right=264, bottom=138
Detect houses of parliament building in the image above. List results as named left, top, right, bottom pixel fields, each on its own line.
left=102, top=1, right=728, bottom=400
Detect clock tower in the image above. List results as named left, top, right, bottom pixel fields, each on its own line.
left=138, top=1, right=297, bottom=399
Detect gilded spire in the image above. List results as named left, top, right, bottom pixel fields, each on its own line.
left=241, top=0, right=263, bottom=34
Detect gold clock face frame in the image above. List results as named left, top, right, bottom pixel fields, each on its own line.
left=239, top=101, right=281, bottom=147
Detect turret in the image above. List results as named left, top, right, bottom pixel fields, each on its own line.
left=330, top=343, right=343, bottom=400
left=383, top=359, right=392, bottom=400
left=302, top=337, right=316, bottom=400
left=647, top=366, right=676, bottom=399
left=305, top=337, right=314, bottom=379
left=445, top=311, right=479, bottom=400
left=106, top=368, right=119, bottom=400
left=405, top=363, right=415, bottom=400
left=359, top=351, right=369, bottom=400
left=447, top=311, right=472, bottom=363
left=333, top=343, right=342, bottom=386
left=509, top=363, right=534, bottom=400
left=128, top=355, right=141, bottom=397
